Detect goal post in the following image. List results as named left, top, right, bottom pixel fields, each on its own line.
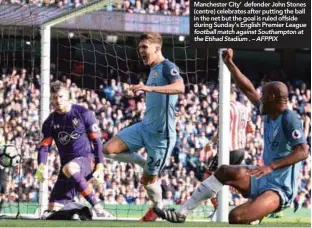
left=38, top=25, right=51, bottom=217
left=217, top=49, right=231, bottom=222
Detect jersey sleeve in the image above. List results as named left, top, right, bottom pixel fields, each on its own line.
left=82, top=109, right=103, bottom=164
left=163, top=62, right=183, bottom=84
left=282, top=110, right=307, bottom=148
left=38, top=119, right=53, bottom=165
left=82, top=110, right=100, bottom=139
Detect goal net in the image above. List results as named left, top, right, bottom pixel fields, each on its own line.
left=0, top=1, right=221, bottom=221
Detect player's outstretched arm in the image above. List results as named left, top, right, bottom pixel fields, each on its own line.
left=84, top=110, right=105, bottom=185
left=222, top=49, right=260, bottom=105
left=36, top=121, right=53, bottom=183
left=151, top=78, right=185, bottom=94
left=131, top=79, right=184, bottom=95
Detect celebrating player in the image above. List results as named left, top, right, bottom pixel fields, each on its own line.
left=154, top=48, right=309, bottom=224
left=35, top=81, right=112, bottom=218
left=103, top=32, right=185, bottom=222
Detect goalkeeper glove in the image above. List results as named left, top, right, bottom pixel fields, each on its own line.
left=92, top=163, right=104, bottom=185
left=35, top=163, right=45, bottom=183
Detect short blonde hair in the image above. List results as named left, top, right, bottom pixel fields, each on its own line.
left=51, top=81, right=68, bottom=94
left=139, top=32, right=163, bottom=47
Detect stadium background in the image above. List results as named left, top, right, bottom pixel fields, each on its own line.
left=0, top=0, right=310, bottom=223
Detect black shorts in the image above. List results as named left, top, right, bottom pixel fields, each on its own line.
left=208, top=149, right=246, bottom=171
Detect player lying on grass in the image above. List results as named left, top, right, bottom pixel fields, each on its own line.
left=154, top=48, right=309, bottom=224
left=36, top=81, right=113, bottom=218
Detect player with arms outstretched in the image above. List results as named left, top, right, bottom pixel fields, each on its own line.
left=103, top=32, right=185, bottom=222
left=154, top=49, right=309, bottom=224
left=36, top=81, right=111, bottom=217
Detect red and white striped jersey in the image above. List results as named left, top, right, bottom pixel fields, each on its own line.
left=230, top=101, right=251, bottom=150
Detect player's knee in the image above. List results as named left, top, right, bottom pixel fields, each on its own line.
left=228, top=209, right=244, bottom=224
left=103, top=137, right=122, bottom=155
left=215, top=165, right=245, bottom=182
left=214, top=165, right=230, bottom=182
left=62, top=162, right=80, bottom=178
left=103, top=143, right=112, bottom=155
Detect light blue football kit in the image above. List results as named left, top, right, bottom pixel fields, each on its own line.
left=118, top=59, right=182, bottom=175
left=250, top=108, right=306, bottom=209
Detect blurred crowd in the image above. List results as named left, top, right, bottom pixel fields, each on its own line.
left=112, top=0, right=190, bottom=16
left=0, top=67, right=310, bottom=213
left=0, top=0, right=190, bottom=16
left=0, top=0, right=88, bottom=8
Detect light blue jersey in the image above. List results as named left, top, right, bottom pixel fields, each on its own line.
left=143, top=59, right=182, bottom=137
left=117, top=59, right=182, bottom=175
left=250, top=108, right=307, bottom=208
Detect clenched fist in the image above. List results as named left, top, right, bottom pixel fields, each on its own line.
left=123, top=83, right=135, bottom=98
left=222, top=49, right=234, bottom=64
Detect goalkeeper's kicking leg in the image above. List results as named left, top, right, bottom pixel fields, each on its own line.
left=154, top=165, right=280, bottom=224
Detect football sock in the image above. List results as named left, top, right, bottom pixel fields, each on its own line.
left=71, top=172, right=98, bottom=207
left=144, top=181, right=163, bottom=209
left=177, top=175, right=223, bottom=215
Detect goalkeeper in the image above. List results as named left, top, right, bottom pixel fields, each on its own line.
left=36, top=81, right=112, bottom=218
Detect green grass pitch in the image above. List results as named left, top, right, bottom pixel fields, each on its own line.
left=0, top=205, right=310, bottom=227
left=0, top=217, right=310, bottom=227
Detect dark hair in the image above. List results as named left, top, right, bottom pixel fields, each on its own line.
left=139, top=32, right=163, bottom=47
